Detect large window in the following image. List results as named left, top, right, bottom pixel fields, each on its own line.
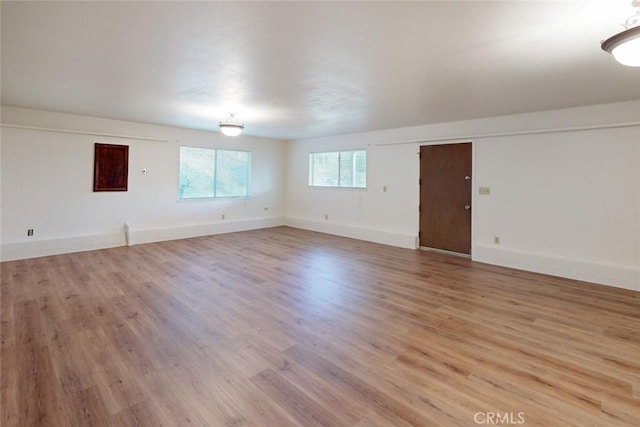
left=309, top=150, right=366, bottom=188
left=179, top=146, right=250, bottom=199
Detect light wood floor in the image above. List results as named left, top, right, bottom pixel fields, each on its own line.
left=1, top=226, right=639, bottom=426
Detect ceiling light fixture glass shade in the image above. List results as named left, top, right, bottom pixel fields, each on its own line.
left=602, top=1, right=640, bottom=66
left=219, top=113, right=244, bottom=136
left=602, top=26, right=640, bottom=66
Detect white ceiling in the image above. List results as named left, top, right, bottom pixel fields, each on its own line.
left=2, top=1, right=639, bottom=140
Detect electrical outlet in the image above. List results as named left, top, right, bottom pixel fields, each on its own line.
left=27, top=229, right=34, bottom=236
left=479, top=187, right=491, bottom=195
left=494, top=236, right=500, bottom=244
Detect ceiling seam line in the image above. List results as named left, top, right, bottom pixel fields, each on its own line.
left=1, top=123, right=169, bottom=142
left=372, top=121, right=640, bottom=147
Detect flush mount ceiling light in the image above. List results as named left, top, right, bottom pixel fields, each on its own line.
left=219, top=113, right=244, bottom=137
left=601, top=0, right=640, bottom=66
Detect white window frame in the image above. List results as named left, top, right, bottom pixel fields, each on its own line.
left=179, top=146, right=251, bottom=199
left=308, top=149, right=367, bottom=189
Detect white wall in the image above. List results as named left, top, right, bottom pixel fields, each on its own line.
left=286, top=137, right=420, bottom=248
left=2, top=102, right=639, bottom=291
left=1, top=106, right=286, bottom=260
left=285, top=101, right=640, bottom=291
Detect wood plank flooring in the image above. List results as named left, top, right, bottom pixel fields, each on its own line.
left=1, top=226, right=639, bottom=426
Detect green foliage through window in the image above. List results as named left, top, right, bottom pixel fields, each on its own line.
left=309, top=150, right=366, bottom=188
left=179, top=147, right=250, bottom=198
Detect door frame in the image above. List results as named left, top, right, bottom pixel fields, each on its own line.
left=417, top=140, right=474, bottom=257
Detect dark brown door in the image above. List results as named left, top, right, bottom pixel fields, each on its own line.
left=419, top=143, right=472, bottom=254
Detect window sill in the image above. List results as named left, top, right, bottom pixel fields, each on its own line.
left=308, top=186, right=367, bottom=191
left=177, top=196, right=251, bottom=202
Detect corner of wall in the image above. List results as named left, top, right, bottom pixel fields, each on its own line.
left=284, top=217, right=417, bottom=250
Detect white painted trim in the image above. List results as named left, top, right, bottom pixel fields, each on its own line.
left=0, top=123, right=169, bottom=142
left=373, top=121, right=640, bottom=147
left=285, top=217, right=416, bottom=249
left=0, top=217, right=285, bottom=261
left=473, top=245, right=640, bottom=292
left=284, top=218, right=639, bottom=292
left=130, top=217, right=285, bottom=245
left=0, top=233, right=126, bottom=261
left=2, top=217, right=636, bottom=293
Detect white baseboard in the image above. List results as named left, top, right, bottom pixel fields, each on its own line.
left=130, top=217, right=286, bottom=245
left=473, top=245, right=640, bottom=292
left=285, top=217, right=417, bottom=249
left=284, top=219, right=639, bottom=292
left=0, top=232, right=126, bottom=261
left=3, top=219, right=637, bottom=293
left=0, top=217, right=286, bottom=262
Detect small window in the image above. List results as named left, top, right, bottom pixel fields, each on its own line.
left=179, top=146, right=250, bottom=199
left=309, top=150, right=366, bottom=188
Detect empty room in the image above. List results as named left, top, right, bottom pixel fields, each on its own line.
left=1, top=1, right=639, bottom=426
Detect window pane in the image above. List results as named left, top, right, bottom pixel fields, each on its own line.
left=354, top=150, right=367, bottom=188
left=179, top=146, right=215, bottom=198
left=311, top=152, right=339, bottom=186
left=309, top=150, right=366, bottom=188
left=215, top=150, right=250, bottom=197
left=339, top=151, right=355, bottom=187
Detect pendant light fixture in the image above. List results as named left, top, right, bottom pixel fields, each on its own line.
left=219, top=113, right=244, bottom=137
left=601, top=0, right=640, bottom=66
